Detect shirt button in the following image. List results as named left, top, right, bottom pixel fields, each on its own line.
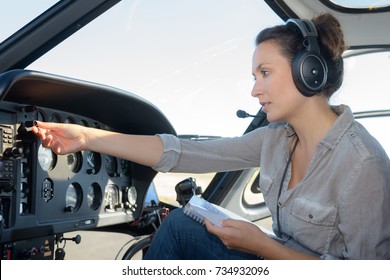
left=277, top=202, right=282, bottom=207
left=308, top=214, right=313, bottom=219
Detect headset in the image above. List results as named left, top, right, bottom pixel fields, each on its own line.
left=286, top=18, right=328, bottom=97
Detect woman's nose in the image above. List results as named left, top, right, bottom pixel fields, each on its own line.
left=251, top=80, right=263, bottom=98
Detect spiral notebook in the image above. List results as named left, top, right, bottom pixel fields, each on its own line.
left=183, top=195, right=244, bottom=227
left=183, top=195, right=281, bottom=241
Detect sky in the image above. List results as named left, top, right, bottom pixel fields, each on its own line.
left=1, top=0, right=389, bottom=144
left=1, top=0, right=283, bottom=137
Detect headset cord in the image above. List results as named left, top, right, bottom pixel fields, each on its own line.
left=276, top=136, right=299, bottom=238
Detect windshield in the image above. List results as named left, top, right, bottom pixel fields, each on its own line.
left=13, top=0, right=282, bottom=137
left=0, top=0, right=59, bottom=42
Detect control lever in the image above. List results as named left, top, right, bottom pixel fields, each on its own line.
left=54, top=234, right=81, bottom=260
left=175, top=177, right=202, bottom=207
left=60, top=234, right=82, bottom=244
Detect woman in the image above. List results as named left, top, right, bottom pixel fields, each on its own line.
left=32, top=13, right=390, bottom=259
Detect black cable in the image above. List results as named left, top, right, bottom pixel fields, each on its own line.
left=115, top=235, right=150, bottom=260
left=276, top=137, right=299, bottom=238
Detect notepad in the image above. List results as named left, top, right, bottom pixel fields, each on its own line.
left=183, top=195, right=244, bottom=226
left=183, top=195, right=283, bottom=242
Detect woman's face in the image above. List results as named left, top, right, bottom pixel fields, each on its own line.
left=251, top=40, right=304, bottom=123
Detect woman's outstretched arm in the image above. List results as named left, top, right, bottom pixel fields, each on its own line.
left=32, top=121, right=164, bottom=168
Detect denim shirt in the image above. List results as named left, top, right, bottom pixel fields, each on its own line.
left=154, top=105, right=390, bottom=259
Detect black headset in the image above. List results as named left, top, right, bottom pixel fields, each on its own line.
left=286, top=18, right=328, bottom=97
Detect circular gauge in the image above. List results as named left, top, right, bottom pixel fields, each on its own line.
left=36, top=109, right=47, bottom=122
left=86, top=152, right=101, bottom=174
left=65, top=116, right=76, bottom=124
left=127, top=186, right=137, bottom=206
left=104, top=184, right=119, bottom=211
left=65, top=183, right=82, bottom=212
left=67, top=152, right=83, bottom=173
left=38, top=144, right=57, bottom=171
left=120, top=159, right=131, bottom=176
left=79, top=119, right=89, bottom=127
left=105, top=156, right=118, bottom=177
left=49, top=113, right=62, bottom=123
left=87, top=183, right=102, bottom=211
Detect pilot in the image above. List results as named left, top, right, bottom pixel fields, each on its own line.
left=33, top=13, right=390, bottom=260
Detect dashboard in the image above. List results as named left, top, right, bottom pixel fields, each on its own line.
left=0, top=69, right=176, bottom=259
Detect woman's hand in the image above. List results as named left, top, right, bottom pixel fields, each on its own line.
left=205, top=218, right=320, bottom=260
left=204, top=218, right=267, bottom=255
left=32, top=121, right=87, bottom=155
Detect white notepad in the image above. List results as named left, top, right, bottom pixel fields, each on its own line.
left=183, top=195, right=282, bottom=242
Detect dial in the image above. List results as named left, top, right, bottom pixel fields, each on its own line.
left=104, top=184, right=119, bottom=211
left=65, top=116, right=76, bottom=124
left=65, top=183, right=82, bottom=212
left=127, top=186, right=137, bottom=206
left=79, top=119, right=89, bottom=127
left=86, top=152, right=101, bottom=174
left=49, top=113, right=62, bottom=123
left=105, top=156, right=118, bottom=177
left=120, top=159, right=131, bottom=176
left=87, top=183, right=102, bottom=211
left=67, top=152, right=83, bottom=173
left=36, top=109, right=47, bottom=122
left=38, top=144, right=57, bottom=171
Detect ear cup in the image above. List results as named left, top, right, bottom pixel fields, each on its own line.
left=291, top=50, right=328, bottom=97
left=286, top=18, right=328, bottom=97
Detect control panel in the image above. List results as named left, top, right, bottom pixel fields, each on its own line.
left=0, top=69, right=176, bottom=259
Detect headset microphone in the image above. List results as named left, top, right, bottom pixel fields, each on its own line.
left=236, top=110, right=259, bottom=118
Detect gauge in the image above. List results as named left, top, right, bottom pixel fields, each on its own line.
left=93, top=122, right=101, bottom=129
left=120, top=159, right=131, bottom=176
left=105, top=156, right=118, bottom=177
left=67, top=152, right=83, bottom=173
left=127, top=186, right=137, bottom=206
left=79, top=119, right=89, bottom=127
left=86, top=151, right=101, bottom=174
left=36, top=109, right=47, bottom=122
left=87, top=183, right=102, bottom=211
left=104, top=184, right=119, bottom=211
left=38, top=144, right=57, bottom=171
left=49, top=113, right=62, bottom=123
left=65, top=183, right=82, bottom=212
left=65, top=116, right=76, bottom=124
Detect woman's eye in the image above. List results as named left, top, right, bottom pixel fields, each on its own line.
left=261, top=70, right=269, bottom=77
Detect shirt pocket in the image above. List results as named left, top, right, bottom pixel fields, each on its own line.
left=291, top=197, right=337, bottom=226
left=288, top=197, right=337, bottom=253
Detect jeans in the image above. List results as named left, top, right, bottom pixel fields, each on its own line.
left=143, top=208, right=261, bottom=260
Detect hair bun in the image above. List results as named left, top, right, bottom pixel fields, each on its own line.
left=313, top=13, right=346, bottom=60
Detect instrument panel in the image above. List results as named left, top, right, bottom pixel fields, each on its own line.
left=0, top=69, right=176, bottom=259
left=1, top=105, right=144, bottom=234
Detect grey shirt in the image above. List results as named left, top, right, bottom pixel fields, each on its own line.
left=153, top=105, right=390, bottom=259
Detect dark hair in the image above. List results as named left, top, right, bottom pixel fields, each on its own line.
left=255, top=13, right=346, bottom=98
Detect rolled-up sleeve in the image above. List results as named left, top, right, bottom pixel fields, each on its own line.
left=152, top=134, right=182, bottom=172
left=153, top=128, right=266, bottom=173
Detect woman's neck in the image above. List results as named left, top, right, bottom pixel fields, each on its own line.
left=290, top=99, right=338, bottom=150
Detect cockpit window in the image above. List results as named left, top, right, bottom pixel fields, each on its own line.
left=327, top=0, right=390, bottom=9
left=0, top=0, right=59, bottom=42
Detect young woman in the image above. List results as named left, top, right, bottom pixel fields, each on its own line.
left=32, top=13, right=390, bottom=259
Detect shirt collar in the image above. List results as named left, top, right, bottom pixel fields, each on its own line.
left=320, top=104, right=354, bottom=150
left=284, top=104, right=355, bottom=150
